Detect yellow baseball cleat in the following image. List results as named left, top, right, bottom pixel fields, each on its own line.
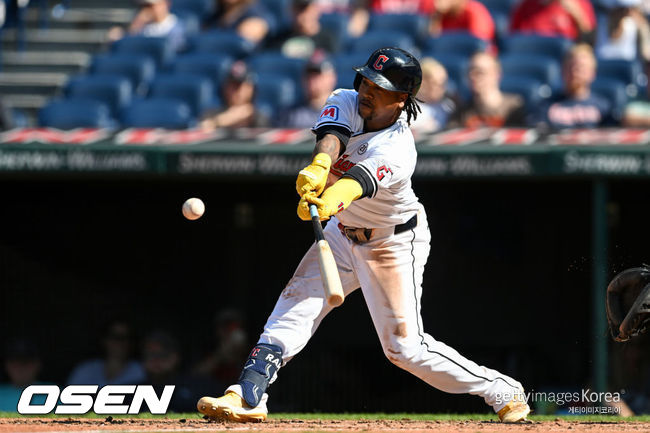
left=497, top=399, right=531, bottom=423
left=197, top=391, right=268, bottom=423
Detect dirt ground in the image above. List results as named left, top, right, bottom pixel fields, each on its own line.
left=1, top=418, right=650, bottom=433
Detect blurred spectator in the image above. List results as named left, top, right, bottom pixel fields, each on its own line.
left=595, top=0, right=650, bottom=62
left=274, top=51, right=337, bottom=127
left=200, top=61, right=269, bottom=130
left=265, top=0, right=336, bottom=58
left=108, top=0, right=186, bottom=52
left=68, top=320, right=146, bottom=386
left=623, top=63, right=650, bottom=126
left=509, top=0, right=596, bottom=41
left=205, top=0, right=274, bottom=44
left=141, top=330, right=219, bottom=412
left=530, top=44, right=614, bottom=129
left=193, top=309, right=249, bottom=384
left=411, top=57, right=458, bottom=133
left=430, top=0, right=495, bottom=42
left=450, top=52, right=525, bottom=127
left=0, top=338, right=44, bottom=412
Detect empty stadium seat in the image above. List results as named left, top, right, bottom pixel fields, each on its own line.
left=424, top=32, right=488, bottom=56
left=111, top=36, right=176, bottom=67
left=64, top=75, right=133, bottom=118
left=500, top=76, right=551, bottom=108
left=347, top=30, right=415, bottom=55
left=591, top=78, right=628, bottom=121
left=254, top=74, right=300, bottom=116
left=171, top=0, right=215, bottom=18
left=500, top=54, right=562, bottom=91
left=90, top=54, right=156, bottom=95
left=367, top=14, right=430, bottom=46
left=149, top=74, right=215, bottom=117
left=320, top=13, right=350, bottom=53
left=332, top=52, right=367, bottom=89
left=248, top=53, right=307, bottom=100
left=121, top=98, right=194, bottom=129
left=597, top=59, right=646, bottom=98
left=190, top=30, right=256, bottom=59
left=260, top=0, right=291, bottom=34
left=172, top=53, right=234, bottom=90
left=39, top=99, right=114, bottom=129
left=502, top=34, right=572, bottom=63
left=171, top=8, right=201, bottom=36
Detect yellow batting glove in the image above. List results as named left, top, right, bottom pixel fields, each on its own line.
left=297, top=178, right=363, bottom=221
left=296, top=153, right=331, bottom=197
left=304, top=195, right=338, bottom=221
left=297, top=194, right=314, bottom=221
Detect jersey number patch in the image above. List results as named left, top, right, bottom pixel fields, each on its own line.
left=376, top=165, right=393, bottom=181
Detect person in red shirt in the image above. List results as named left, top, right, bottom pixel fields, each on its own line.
left=509, top=0, right=596, bottom=40
left=430, top=0, right=495, bottom=41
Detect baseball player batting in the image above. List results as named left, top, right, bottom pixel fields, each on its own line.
left=197, top=47, right=531, bottom=423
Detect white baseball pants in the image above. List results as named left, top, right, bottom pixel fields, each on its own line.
left=257, top=205, right=523, bottom=412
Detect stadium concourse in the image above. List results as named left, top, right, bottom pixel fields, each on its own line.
left=0, top=0, right=648, bottom=129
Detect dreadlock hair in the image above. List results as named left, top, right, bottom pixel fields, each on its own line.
left=404, top=94, right=422, bottom=126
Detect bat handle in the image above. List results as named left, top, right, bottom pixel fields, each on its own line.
left=309, top=204, right=319, bottom=219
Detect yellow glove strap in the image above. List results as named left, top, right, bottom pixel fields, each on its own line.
left=320, top=177, right=363, bottom=213
left=312, top=152, right=332, bottom=170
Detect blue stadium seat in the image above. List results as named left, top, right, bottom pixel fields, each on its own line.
left=502, top=34, right=572, bottom=63
left=172, top=53, right=234, bottom=90
left=424, top=32, right=488, bottom=57
left=367, top=14, right=430, bottom=46
left=500, top=76, right=551, bottom=108
left=347, top=30, right=415, bottom=55
left=320, top=13, right=350, bottom=53
left=597, top=59, right=646, bottom=98
left=478, top=0, right=515, bottom=14
left=254, top=74, right=300, bottom=116
left=333, top=52, right=367, bottom=89
left=170, top=0, right=214, bottom=18
left=39, top=99, right=114, bottom=129
left=111, top=36, right=176, bottom=67
left=591, top=77, right=628, bottom=121
left=500, top=54, right=562, bottom=91
left=90, top=54, right=155, bottom=95
left=490, top=10, right=510, bottom=44
left=248, top=53, right=307, bottom=100
left=149, top=74, right=214, bottom=117
left=260, top=0, right=291, bottom=35
left=121, top=98, right=194, bottom=129
left=190, top=30, right=256, bottom=59
left=171, top=8, right=201, bottom=36
left=64, top=75, right=133, bottom=118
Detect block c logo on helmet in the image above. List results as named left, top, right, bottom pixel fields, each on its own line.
left=17, top=385, right=175, bottom=415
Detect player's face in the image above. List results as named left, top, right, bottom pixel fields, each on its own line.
left=357, top=78, right=407, bottom=129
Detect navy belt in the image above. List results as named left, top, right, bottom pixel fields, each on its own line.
left=338, top=214, right=417, bottom=244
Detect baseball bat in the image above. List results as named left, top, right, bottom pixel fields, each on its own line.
left=309, top=204, right=345, bottom=307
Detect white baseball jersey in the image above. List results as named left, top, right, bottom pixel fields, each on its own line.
left=312, top=89, right=420, bottom=228
left=235, top=86, right=527, bottom=417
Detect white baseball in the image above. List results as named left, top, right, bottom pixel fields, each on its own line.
left=182, top=198, right=205, bottom=220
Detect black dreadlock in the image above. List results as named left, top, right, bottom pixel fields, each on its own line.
left=404, top=95, right=422, bottom=126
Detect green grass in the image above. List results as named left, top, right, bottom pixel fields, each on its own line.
left=1, top=412, right=650, bottom=422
